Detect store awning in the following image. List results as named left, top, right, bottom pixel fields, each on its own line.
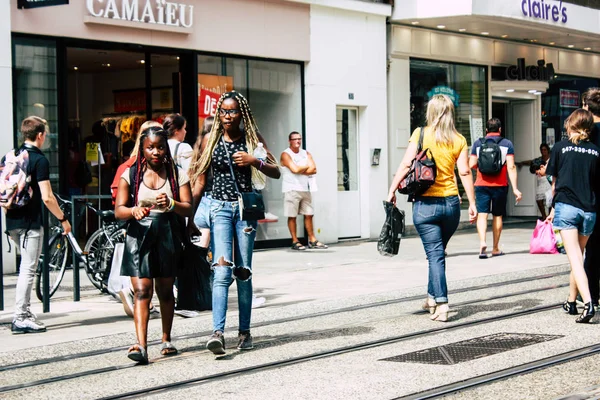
left=391, top=0, right=600, bottom=53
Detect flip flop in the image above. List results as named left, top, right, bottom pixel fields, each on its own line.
left=159, top=341, right=178, bottom=356
left=491, top=251, right=505, bottom=257
left=479, top=245, right=488, bottom=259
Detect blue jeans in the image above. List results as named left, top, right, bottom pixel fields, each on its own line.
left=194, top=193, right=212, bottom=229
left=412, top=196, right=461, bottom=303
left=210, top=199, right=258, bottom=333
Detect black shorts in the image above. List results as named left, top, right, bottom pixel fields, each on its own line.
left=475, top=186, right=508, bottom=217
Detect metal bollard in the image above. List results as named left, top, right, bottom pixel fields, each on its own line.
left=71, top=199, right=80, bottom=302
left=42, top=205, right=50, bottom=313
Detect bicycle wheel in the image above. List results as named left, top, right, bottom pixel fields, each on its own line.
left=35, top=232, right=70, bottom=301
left=83, top=228, right=111, bottom=291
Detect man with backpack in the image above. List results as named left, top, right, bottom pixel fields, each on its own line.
left=4, top=116, right=72, bottom=334
left=469, top=118, right=522, bottom=259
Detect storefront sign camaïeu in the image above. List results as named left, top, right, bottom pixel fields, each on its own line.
left=86, top=0, right=193, bottom=29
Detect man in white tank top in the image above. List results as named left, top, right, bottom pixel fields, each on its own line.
left=280, top=131, right=328, bottom=250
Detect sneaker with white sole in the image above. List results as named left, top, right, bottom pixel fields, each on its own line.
left=149, top=305, right=161, bottom=319
left=206, top=331, right=226, bottom=355
left=12, top=311, right=46, bottom=334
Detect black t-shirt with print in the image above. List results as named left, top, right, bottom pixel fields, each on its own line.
left=211, top=136, right=252, bottom=201
left=546, top=139, right=600, bottom=212
left=5, top=145, right=50, bottom=231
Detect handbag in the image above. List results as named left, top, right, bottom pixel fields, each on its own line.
left=221, top=137, right=266, bottom=221
left=397, top=127, right=437, bottom=197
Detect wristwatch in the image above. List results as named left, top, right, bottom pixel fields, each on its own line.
left=58, top=215, right=68, bottom=223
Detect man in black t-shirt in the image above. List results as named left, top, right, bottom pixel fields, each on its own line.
left=582, top=88, right=600, bottom=307
left=8, top=116, right=71, bottom=334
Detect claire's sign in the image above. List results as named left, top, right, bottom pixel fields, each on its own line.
left=505, top=58, right=554, bottom=81
left=521, top=0, right=567, bottom=23
left=86, top=0, right=193, bottom=29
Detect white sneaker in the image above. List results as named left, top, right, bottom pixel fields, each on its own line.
left=12, top=311, right=46, bottom=334
left=149, top=305, right=161, bottom=319
left=174, top=309, right=201, bottom=318
left=119, top=288, right=134, bottom=318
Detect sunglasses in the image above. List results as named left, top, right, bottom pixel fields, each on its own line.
left=219, top=109, right=240, bottom=117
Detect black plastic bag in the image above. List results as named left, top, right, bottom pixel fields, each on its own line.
left=176, top=244, right=212, bottom=311
left=377, top=201, right=405, bottom=256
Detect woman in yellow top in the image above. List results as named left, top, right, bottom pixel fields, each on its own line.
left=387, top=95, right=477, bottom=322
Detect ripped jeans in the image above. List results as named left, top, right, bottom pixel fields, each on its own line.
left=210, top=199, right=257, bottom=333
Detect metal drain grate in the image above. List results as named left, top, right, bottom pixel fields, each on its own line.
left=381, top=333, right=563, bottom=365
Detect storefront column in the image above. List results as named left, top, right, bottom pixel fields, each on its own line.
left=0, top=1, right=15, bottom=274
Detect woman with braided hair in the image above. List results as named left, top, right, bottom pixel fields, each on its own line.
left=115, top=126, right=192, bottom=364
left=191, top=91, right=280, bottom=354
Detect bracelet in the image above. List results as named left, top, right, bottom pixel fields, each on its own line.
left=58, top=215, right=67, bottom=223
left=259, top=160, right=265, bottom=171
left=168, top=197, right=176, bottom=212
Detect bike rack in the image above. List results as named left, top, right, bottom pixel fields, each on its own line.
left=69, top=195, right=112, bottom=302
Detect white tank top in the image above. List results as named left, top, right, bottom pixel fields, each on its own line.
left=281, top=148, right=309, bottom=192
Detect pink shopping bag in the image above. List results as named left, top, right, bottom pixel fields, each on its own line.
left=530, top=219, right=558, bottom=254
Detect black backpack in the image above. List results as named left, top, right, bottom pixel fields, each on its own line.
left=477, top=136, right=504, bottom=175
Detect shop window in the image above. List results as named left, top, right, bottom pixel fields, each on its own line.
left=541, top=75, right=600, bottom=147
left=410, top=59, right=487, bottom=205
left=197, top=55, right=303, bottom=241
left=13, top=37, right=59, bottom=191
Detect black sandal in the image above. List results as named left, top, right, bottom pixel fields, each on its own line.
left=291, top=242, right=306, bottom=251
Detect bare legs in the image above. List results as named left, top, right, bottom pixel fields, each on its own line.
left=287, top=215, right=318, bottom=243
left=130, top=276, right=176, bottom=350
left=562, top=229, right=592, bottom=304
left=476, top=213, right=503, bottom=256
left=536, top=200, right=548, bottom=221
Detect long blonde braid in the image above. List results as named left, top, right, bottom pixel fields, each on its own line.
left=192, top=91, right=271, bottom=188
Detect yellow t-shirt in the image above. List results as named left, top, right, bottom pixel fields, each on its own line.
left=408, top=127, right=467, bottom=197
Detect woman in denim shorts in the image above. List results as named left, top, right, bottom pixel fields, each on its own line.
left=546, top=108, right=600, bottom=323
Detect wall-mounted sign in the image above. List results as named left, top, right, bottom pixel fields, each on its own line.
left=493, top=58, right=555, bottom=81
left=521, top=0, right=567, bottom=23
left=86, top=0, right=193, bottom=32
left=18, top=0, right=68, bottom=8
left=427, top=86, right=460, bottom=107
left=114, top=89, right=146, bottom=113
left=559, top=89, right=579, bottom=108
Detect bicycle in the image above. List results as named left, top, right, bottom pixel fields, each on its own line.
left=35, top=195, right=125, bottom=301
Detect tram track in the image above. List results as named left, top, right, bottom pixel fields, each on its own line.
left=96, top=303, right=564, bottom=400
left=0, top=283, right=568, bottom=395
left=0, top=269, right=569, bottom=373
left=395, top=343, right=600, bottom=400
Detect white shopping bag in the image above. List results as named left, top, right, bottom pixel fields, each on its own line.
left=107, top=243, right=129, bottom=299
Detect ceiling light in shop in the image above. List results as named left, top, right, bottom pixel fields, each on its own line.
left=568, top=44, right=574, bottom=48
left=549, top=42, right=555, bottom=45
left=528, top=90, right=537, bottom=93
left=411, top=21, right=419, bottom=25
left=501, top=35, right=508, bottom=38
left=437, top=25, right=445, bottom=29
left=534, top=92, right=542, bottom=95
left=506, top=89, right=515, bottom=92
left=101, top=63, right=110, bottom=67
left=176, top=56, right=180, bottom=60
left=73, top=66, right=78, bottom=70
left=481, top=32, right=489, bottom=35
left=459, top=28, right=466, bottom=32
left=585, top=47, right=592, bottom=50
left=139, top=59, right=146, bottom=64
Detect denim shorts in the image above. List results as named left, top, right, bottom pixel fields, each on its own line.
left=553, top=202, right=596, bottom=236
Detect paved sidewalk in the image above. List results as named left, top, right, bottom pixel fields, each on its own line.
left=0, top=222, right=567, bottom=352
